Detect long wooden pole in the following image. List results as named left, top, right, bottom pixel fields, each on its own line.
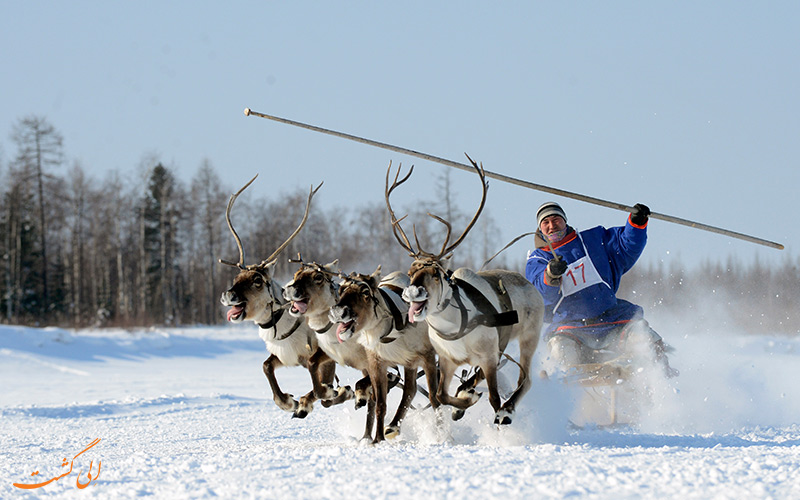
left=243, top=108, right=784, bottom=250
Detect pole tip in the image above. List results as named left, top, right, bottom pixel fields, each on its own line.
left=243, top=107, right=251, bottom=116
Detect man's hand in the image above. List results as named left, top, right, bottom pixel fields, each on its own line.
left=630, top=203, right=650, bottom=226
left=546, top=256, right=568, bottom=283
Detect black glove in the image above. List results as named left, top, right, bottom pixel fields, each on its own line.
left=630, top=203, right=650, bottom=226
left=546, top=256, right=568, bottom=282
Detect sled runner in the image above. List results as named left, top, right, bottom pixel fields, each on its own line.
left=562, top=357, right=634, bottom=426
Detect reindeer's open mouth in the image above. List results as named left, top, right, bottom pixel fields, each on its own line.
left=408, top=301, right=427, bottom=323
left=227, top=304, right=246, bottom=322
left=290, top=300, right=308, bottom=315
left=335, top=320, right=354, bottom=343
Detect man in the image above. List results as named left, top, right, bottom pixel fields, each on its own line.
left=525, top=201, right=678, bottom=378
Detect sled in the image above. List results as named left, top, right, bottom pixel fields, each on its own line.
left=560, top=357, right=637, bottom=427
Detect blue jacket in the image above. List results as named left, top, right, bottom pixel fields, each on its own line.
left=525, top=214, right=648, bottom=340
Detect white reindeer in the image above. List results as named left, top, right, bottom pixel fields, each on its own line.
left=386, top=157, right=544, bottom=425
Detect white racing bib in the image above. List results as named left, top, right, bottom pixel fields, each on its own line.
left=560, top=255, right=605, bottom=297
left=553, top=231, right=611, bottom=313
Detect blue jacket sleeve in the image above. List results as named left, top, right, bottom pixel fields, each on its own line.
left=525, top=249, right=561, bottom=305
left=603, top=215, right=647, bottom=278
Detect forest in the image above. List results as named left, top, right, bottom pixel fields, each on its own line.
left=2, top=115, right=798, bottom=334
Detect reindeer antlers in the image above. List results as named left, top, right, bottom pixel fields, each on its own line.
left=441, top=153, right=487, bottom=257
left=260, top=182, right=323, bottom=267
left=385, top=161, right=418, bottom=257
left=219, top=176, right=323, bottom=270
left=220, top=174, right=259, bottom=269
left=384, top=154, right=488, bottom=261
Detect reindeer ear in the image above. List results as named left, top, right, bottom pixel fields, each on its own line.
left=262, top=260, right=277, bottom=277
left=440, top=255, right=452, bottom=272
left=370, top=265, right=382, bottom=284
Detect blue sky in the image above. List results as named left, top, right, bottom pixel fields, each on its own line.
left=2, top=2, right=797, bottom=272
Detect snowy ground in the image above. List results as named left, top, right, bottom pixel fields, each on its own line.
left=2, top=320, right=800, bottom=499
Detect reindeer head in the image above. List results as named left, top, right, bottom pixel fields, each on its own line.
left=219, top=175, right=322, bottom=326
left=283, top=257, right=340, bottom=327
left=384, top=155, right=488, bottom=324
left=327, top=267, right=383, bottom=343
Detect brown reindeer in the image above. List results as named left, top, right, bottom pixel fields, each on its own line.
left=219, top=176, right=350, bottom=418
left=283, top=259, right=402, bottom=441
left=327, top=267, right=440, bottom=443
left=386, top=157, right=544, bottom=425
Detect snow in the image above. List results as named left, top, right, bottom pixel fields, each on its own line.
left=2, top=322, right=800, bottom=499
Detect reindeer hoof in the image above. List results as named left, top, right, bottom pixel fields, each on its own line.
left=317, top=383, right=337, bottom=401
left=321, top=386, right=354, bottom=408
left=275, top=396, right=299, bottom=413
left=456, top=388, right=481, bottom=406
left=384, top=426, right=400, bottom=440
left=451, top=408, right=465, bottom=421
left=294, top=400, right=313, bottom=418
left=494, top=408, right=513, bottom=425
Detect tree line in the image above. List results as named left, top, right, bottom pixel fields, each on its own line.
left=0, top=115, right=505, bottom=328
left=1, top=115, right=797, bottom=334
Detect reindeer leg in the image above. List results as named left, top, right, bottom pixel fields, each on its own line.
left=307, top=349, right=338, bottom=401
left=295, top=390, right=317, bottom=419
left=423, top=351, right=440, bottom=410
left=386, top=366, right=417, bottom=439
left=321, top=384, right=355, bottom=408
left=455, top=366, right=484, bottom=395
left=483, top=360, right=502, bottom=413
left=437, top=358, right=481, bottom=420
left=354, top=374, right=373, bottom=409
left=295, top=349, right=337, bottom=418
left=263, top=355, right=298, bottom=413
left=361, top=398, right=376, bottom=442
left=308, top=351, right=353, bottom=408
left=496, top=337, right=537, bottom=425
left=368, top=352, right=389, bottom=444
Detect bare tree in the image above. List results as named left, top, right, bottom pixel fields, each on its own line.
left=11, top=116, right=64, bottom=314
left=189, top=159, right=228, bottom=324
left=64, top=162, right=91, bottom=325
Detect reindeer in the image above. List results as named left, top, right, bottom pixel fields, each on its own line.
left=219, top=176, right=349, bottom=418
left=327, top=267, right=440, bottom=443
left=283, top=259, right=397, bottom=441
left=386, top=157, right=544, bottom=425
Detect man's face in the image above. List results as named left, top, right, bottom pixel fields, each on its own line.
left=540, top=215, right=566, bottom=238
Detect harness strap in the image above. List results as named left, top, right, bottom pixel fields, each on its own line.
left=258, top=305, right=284, bottom=331
left=377, top=319, right=397, bottom=344
left=259, top=306, right=304, bottom=341
left=378, top=287, right=407, bottom=332
left=275, top=317, right=303, bottom=340
left=453, top=277, right=519, bottom=329
left=377, top=287, right=408, bottom=343
left=314, top=322, right=334, bottom=334
left=431, top=277, right=519, bottom=341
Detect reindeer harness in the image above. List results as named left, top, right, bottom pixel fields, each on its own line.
left=424, top=264, right=519, bottom=341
